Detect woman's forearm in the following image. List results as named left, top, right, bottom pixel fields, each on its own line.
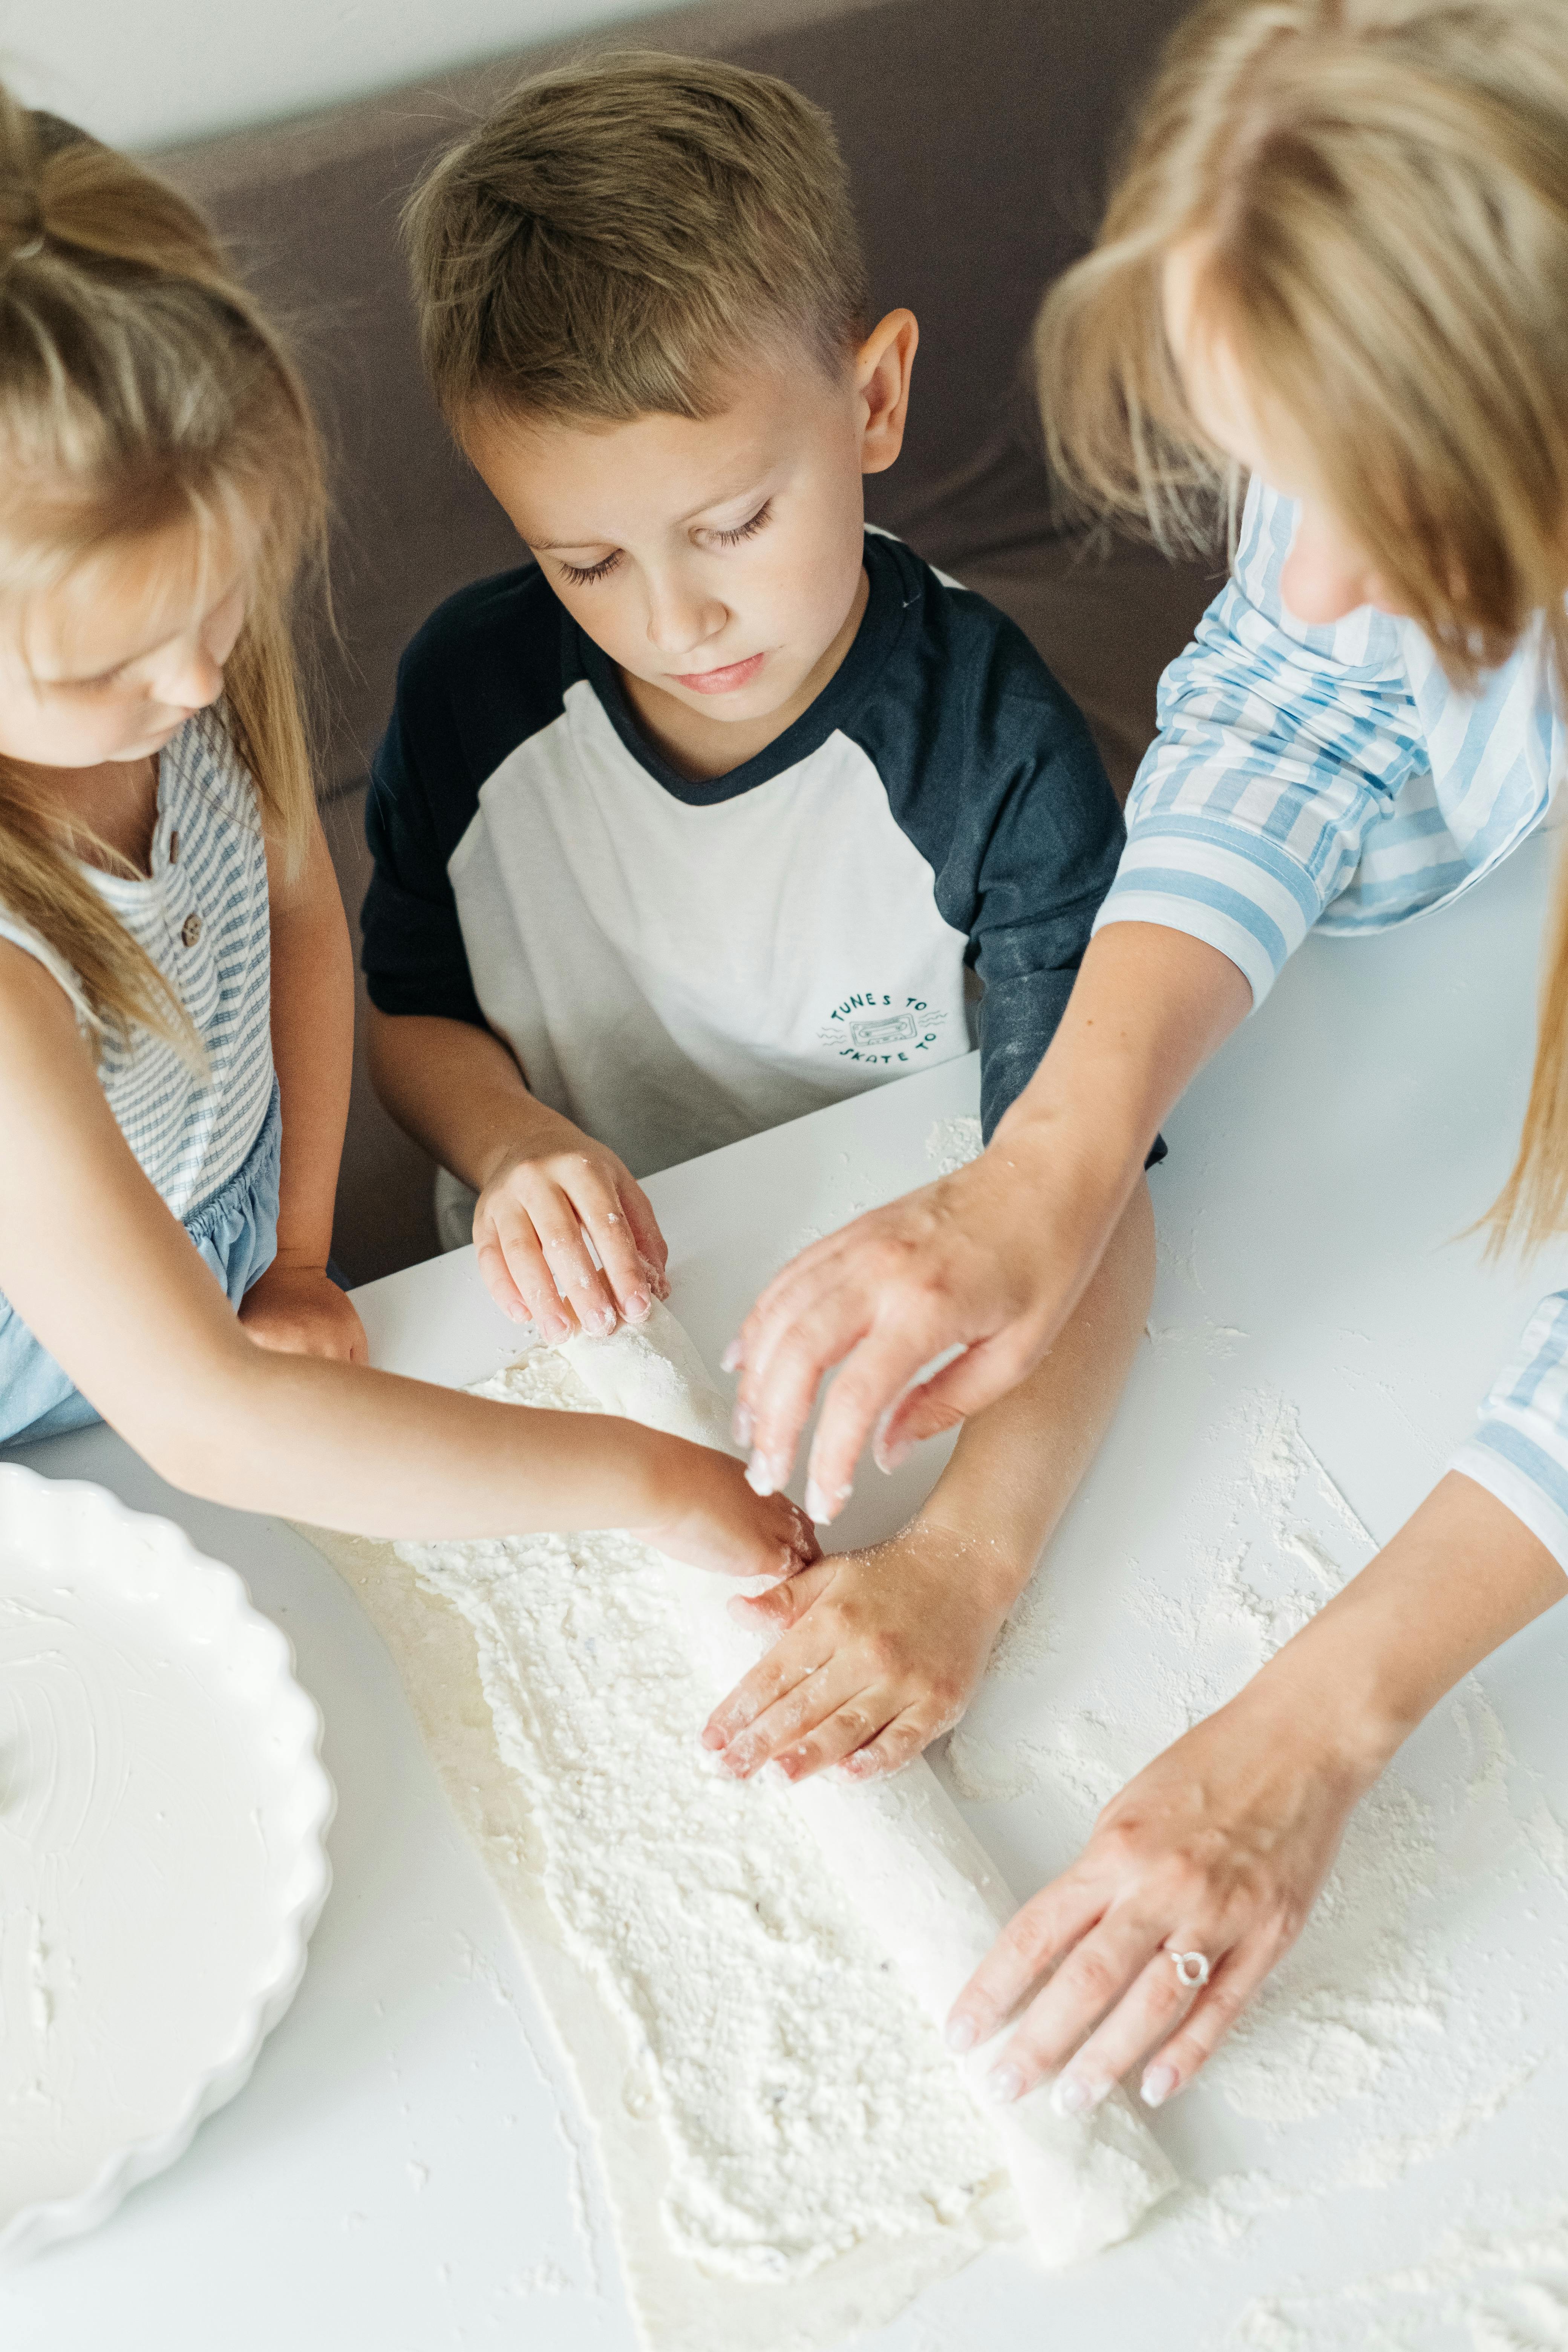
left=993, top=920, right=1254, bottom=1218
left=1248, top=1470, right=1567, bottom=1783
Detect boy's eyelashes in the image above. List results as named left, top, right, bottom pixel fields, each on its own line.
left=552, top=499, right=775, bottom=589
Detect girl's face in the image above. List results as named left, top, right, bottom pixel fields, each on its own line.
left=1161, top=237, right=1412, bottom=629
left=0, top=519, right=249, bottom=771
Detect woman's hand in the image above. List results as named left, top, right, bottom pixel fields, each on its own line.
left=727, top=928, right=1252, bottom=1521
left=632, top=1439, right=821, bottom=1582
left=474, top=1113, right=670, bottom=1340
left=946, top=1472, right=1568, bottom=2113
left=239, top=1260, right=367, bottom=1363
left=944, top=1675, right=1372, bottom=2111
left=701, top=1522, right=1020, bottom=1782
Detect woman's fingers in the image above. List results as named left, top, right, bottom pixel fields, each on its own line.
left=985, top=1910, right=1171, bottom=2101
left=875, top=1324, right=1044, bottom=1464
left=1042, top=1941, right=1214, bottom=2113
left=801, top=1324, right=949, bottom=1514
left=1138, top=1934, right=1281, bottom=2105
left=945, top=1872, right=1108, bottom=2054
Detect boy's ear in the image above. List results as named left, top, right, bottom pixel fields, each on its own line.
left=855, top=309, right=919, bottom=477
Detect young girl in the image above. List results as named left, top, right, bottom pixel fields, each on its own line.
left=729, top=0, right=1568, bottom=2102
left=0, top=92, right=815, bottom=1585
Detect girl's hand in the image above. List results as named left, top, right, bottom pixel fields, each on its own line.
left=943, top=1676, right=1371, bottom=2112
left=474, top=1112, right=670, bottom=1340
left=239, top=1261, right=367, bottom=1363
left=633, top=1441, right=821, bottom=1582
left=701, top=1523, right=1016, bottom=1782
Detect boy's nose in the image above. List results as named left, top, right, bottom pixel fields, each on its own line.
left=643, top=576, right=726, bottom=660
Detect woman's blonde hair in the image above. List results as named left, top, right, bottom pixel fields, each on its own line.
left=1035, top=0, right=1568, bottom=1250
left=0, top=89, right=325, bottom=1050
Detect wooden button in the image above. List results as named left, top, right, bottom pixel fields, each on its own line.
left=181, top=911, right=202, bottom=948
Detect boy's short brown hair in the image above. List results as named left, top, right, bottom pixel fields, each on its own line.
left=403, top=51, right=870, bottom=429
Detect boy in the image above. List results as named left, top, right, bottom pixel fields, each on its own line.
left=361, top=52, right=1156, bottom=1786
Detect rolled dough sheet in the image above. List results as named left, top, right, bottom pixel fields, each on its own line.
left=294, top=1387, right=1015, bottom=2351
left=559, top=1306, right=1178, bottom=2266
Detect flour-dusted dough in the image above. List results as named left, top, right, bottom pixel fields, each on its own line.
left=294, top=1334, right=1018, bottom=2352
left=559, top=1306, right=1178, bottom=2265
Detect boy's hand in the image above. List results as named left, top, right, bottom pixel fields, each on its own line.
left=700, top=1521, right=1020, bottom=1782
left=632, top=1439, right=821, bottom=1582
left=473, top=1107, right=670, bottom=1339
left=239, top=1261, right=368, bottom=1363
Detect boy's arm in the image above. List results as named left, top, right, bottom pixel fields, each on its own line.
left=238, top=813, right=366, bottom=1361
left=701, top=1179, right=1155, bottom=1782
left=367, top=1004, right=669, bottom=1337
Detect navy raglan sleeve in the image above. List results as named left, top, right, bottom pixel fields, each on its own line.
left=360, top=567, right=561, bottom=1029
left=360, top=678, right=487, bottom=1028
left=869, top=554, right=1164, bottom=1152
left=965, top=671, right=1127, bottom=1140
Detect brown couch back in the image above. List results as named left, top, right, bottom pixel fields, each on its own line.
left=158, top=0, right=1216, bottom=1281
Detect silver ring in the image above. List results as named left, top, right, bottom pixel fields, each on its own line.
left=1169, top=1948, right=1211, bottom=1989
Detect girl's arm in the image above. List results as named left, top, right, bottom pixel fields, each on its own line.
left=699, top=1181, right=1156, bottom=1782
left=946, top=1473, right=1566, bottom=2110
left=0, top=943, right=815, bottom=1578
left=237, top=810, right=366, bottom=1360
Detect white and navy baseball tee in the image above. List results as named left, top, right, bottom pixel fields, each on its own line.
left=361, top=528, right=1135, bottom=1178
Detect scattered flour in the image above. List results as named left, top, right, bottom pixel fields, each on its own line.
left=949, top=1374, right=1568, bottom=2320
left=396, top=1347, right=1004, bottom=2286
left=924, top=1115, right=983, bottom=1178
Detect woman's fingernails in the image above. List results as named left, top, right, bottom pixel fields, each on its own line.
left=804, top=1478, right=832, bottom=1522
left=1052, top=2074, right=1093, bottom=2117
left=1141, top=2064, right=1178, bottom=2108
left=945, top=2014, right=978, bottom=2054
left=876, top=1439, right=913, bottom=1475
left=726, top=1593, right=759, bottom=1622
left=625, top=1291, right=651, bottom=1322
left=700, top=1724, right=726, bottom=1749
left=745, top=1452, right=777, bottom=1496
left=986, top=2063, right=1024, bottom=2106
left=544, top=1314, right=571, bottom=1342
left=733, top=1405, right=753, bottom=1448
left=722, top=1338, right=743, bottom=1373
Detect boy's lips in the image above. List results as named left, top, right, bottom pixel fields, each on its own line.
left=671, top=652, right=767, bottom=695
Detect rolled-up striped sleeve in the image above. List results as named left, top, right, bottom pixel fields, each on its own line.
left=1455, top=1293, right=1568, bottom=1566
left=1093, top=483, right=1429, bottom=1004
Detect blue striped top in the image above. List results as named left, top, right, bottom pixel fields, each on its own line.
left=0, top=707, right=274, bottom=1222
left=1096, top=480, right=1568, bottom=1563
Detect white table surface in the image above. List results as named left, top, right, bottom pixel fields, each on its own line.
left=5, top=833, right=1568, bottom=2351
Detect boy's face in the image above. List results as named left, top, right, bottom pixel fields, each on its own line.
left=462, top=314, right=916, bottom=754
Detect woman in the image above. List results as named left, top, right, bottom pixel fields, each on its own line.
left=729, top=0, right=1568, bottom=2110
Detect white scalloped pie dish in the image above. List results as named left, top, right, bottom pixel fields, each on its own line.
left=0, top=1465, right=334, bottom=2270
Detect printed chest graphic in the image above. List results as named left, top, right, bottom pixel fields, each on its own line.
left=818, top=990, right=951, bottom=1067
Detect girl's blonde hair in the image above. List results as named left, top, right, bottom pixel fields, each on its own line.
left=0, top=89, right=325, bottom=1050
left=1035, top=0, right=1568, bottom=1250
